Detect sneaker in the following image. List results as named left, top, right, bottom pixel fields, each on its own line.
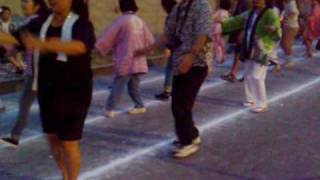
left=243, top=101, right=254, bottom=107
left=128, top=107, right=146, bottom=115
left=221, top=73, right=236, bottom=82
left=104, top=110, right=116, bottom=118
left=155, top=91, right=170, bottom=101
left=251, top=107, right=267, bottom=113
left=172, top=144, right=199, bottom=158
left=0, top=137, right=19, bottom=148
left=172, top=136, right=201, bottom=147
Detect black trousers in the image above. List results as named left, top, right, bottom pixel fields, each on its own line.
left=171, top=66, right=208, bottom=145
left=316, top=40, right=320, bottom=50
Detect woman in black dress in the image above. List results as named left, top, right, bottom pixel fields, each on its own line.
left=0, top=0, right=95, bottom=179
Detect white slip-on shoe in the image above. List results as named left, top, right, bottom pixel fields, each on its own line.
left=172, top=144, right=199, bottom=158
left=128, top=107, right=146, bottom=115
left=104, top=110, right=116, bottom=118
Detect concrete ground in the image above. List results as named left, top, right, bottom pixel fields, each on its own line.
left=0, top=43, right=320, bottom=180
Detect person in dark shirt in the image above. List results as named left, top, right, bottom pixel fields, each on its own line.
left=153, top=0, right=177, bottom=101
left=0, top=0, right=49, bottom=148
left=0, top=0, right=95, bottom=179
left=221, top=0, right=252, bottom=82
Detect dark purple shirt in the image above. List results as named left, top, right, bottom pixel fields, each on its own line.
left=19, top=15, right=96, bottom=91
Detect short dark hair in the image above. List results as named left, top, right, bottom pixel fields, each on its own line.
left=119, top=0, right=138, bottom=13
left=0, top=6, right=11, bottom=14
left=161, top=0, right=177, bottom=14
left=72, top=0, right=89, bottom=19
left=31, top=0, right=49, bottom=16
left=266, top=0, right=276, bottom=7
left=219, top=0, right=231, bottom=11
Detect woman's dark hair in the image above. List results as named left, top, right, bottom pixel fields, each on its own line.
left=266, top=0, right=276, bottom=7
left=219, top=0, right=231, bottom=11
left=119, top=0, right=138, bottom=13
left=161, top=0, right=177, bottom=14
left=72, top=0, right=89, bottom=19
left=275, top=0, right=284, bottom=11
left=31, top=0, right=49, bottom=16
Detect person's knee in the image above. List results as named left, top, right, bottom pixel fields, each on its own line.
left=47, top=134, right=61, bottom=146
left=62, top=140, right=79, bottom=153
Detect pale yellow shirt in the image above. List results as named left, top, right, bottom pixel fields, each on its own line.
left=283, top=0, right=300, bottom=28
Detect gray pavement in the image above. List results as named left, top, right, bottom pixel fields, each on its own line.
left=0, top=44, right=320, bottom=180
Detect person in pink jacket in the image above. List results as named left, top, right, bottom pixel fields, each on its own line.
left=303, top=0, right=320, bottom=58
left=211, top=0, right=231, bottom=64
left=95, top=0, right=155, bottom=118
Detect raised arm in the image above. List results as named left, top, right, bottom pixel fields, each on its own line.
left=23, top=34, right=87, bottom=55
left=23, top=20, right=95, bottom=56
left=95, top=18, right=122, bottom=56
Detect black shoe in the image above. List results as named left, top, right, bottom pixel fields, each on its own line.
left=0, top=137, right=19, bottom=148
left=221, top=73, right=236, bottom=82
left=155, top=92, right=170, bottom=101
left=0, top=106, right=5, bottom=112
left=238, top=77, right=244, bottom=82
left=172, top=144, right=199, bottom=158
left=172, top=137, right=201, bottom=147
left=269, top=62, right=275, bottom=66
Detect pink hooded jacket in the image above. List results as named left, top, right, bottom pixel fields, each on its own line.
left=95, top=13, right=155, bottom=76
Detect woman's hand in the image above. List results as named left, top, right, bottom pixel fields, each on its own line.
left=0, top=31, right=19, bottom=45
left=176, top=53, right=194, bottom=75
left=21, top=32, right=42, bottom=51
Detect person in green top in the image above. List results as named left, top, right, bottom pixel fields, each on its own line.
left=222, top=0, right=281, bottom=113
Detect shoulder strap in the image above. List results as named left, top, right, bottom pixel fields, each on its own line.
left=248, top=8, right=270, bottom=52
left=175, top=0, right=194, bottom=34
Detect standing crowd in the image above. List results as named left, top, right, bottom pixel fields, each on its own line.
left=0, top=0, right=319, bottom=179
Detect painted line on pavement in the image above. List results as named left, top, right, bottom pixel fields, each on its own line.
left=0, top=50, right=314, bottom=149
left=78, top=75, right=320, bottom=180
left=1, top=44, right=317, bottom=151
left=0, top=78, right=226, bottom=149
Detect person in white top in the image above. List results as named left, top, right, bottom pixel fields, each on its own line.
left=0, top=6, right=15, bottom=33
left=0, top=6, right=22, bottom=74
left=0, top=6, right=13, bottom=112
left=281, top=0, right=300, bottom=68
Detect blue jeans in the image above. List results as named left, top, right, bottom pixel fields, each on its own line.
left=11, top=76, right=37, bottom=140
left=106, top=74, right=144, bottom=110
left=163, top=56, right=175, bottom=91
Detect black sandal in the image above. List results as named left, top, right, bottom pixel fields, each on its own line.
left=221, top=73, right=236, bottom=82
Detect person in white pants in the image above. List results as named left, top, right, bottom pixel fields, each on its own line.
left=244, top=60, right=268, bottom=112
left=222, top=0, right=282, bottom=113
